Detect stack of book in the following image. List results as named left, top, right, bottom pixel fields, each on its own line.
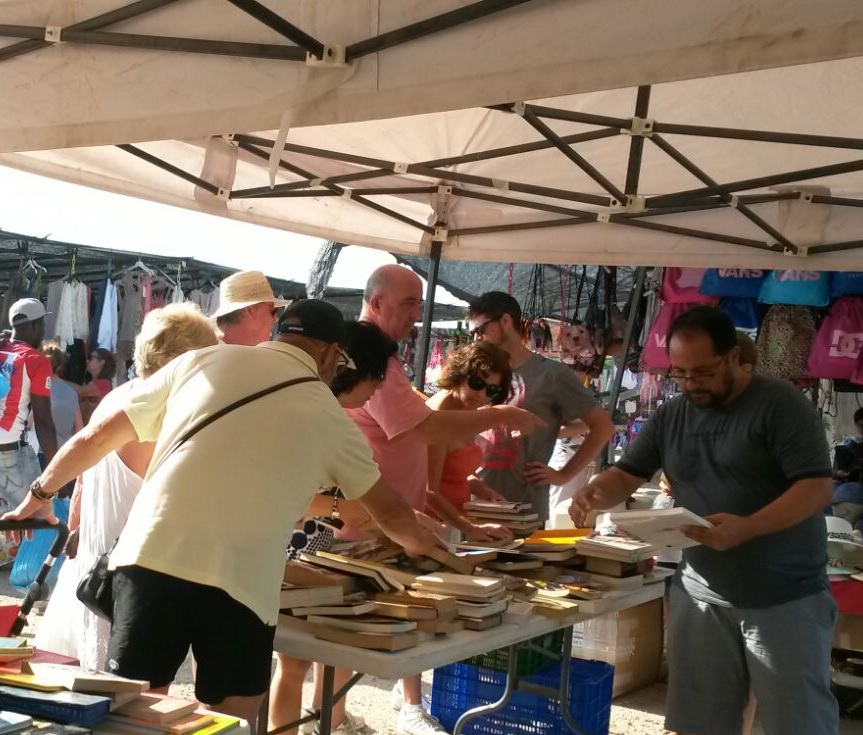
left=107, top=693, right=239, bottom=735
left=462, top=501, right=542, bottom=536
left=575, top=534, right=656, bottom=579
left=410, top=573, right=508, bottom=630
left=0, top=641, right=33, bottom=667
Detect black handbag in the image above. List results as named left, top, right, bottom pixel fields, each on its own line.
left=75, top=374, right=320, bottom=622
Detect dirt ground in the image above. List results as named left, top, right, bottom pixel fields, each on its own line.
left=5, top=569, right=863, bottom=735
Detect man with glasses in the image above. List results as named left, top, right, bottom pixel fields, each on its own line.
left=213, top=270, right=289, bottom=346
left=570, top=305, right=837, bottom=735
left=467, top=291, right=614, bottom=527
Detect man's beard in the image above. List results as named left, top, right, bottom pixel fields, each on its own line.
left=683, top=375, right=734, bottom=408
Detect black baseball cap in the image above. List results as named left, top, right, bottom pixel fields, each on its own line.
left=277, top=299, right=345, bottom=343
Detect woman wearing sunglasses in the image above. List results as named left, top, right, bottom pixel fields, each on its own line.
left=425, top=342, right=514, bottom=542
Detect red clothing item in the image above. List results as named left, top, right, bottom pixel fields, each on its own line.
left=0, top=340, right=52, bottom=443
left=439, top=443, right=483, bottom=511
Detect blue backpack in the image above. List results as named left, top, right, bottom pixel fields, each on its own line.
left=758, top=270, right=830, bottom=307
left=701, top=268, right=767, bottom=299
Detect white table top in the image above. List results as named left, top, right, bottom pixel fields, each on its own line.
left=273, top=583, right=664, bottom=680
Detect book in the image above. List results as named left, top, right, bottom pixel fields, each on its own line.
left=0, top=640, right=30, bottom=654
left=102, top=711, right=214, bottom=734
left=576, top=535, right=656, bottom=562
left=371, top=591, right=459, bottom=618
left=310, top=625, right=418, bottom=652
left=113, top=694, right=198, bottom=725
left=423, top=547, right=477, bottom=576
left=455, top=597, right=508, bottom=619
left=466, top=510, right=539, bottom=522
left=411, top=573, right=505, bottom=602
left=415, top=618, right=464, bottom=635
left=370, top=602, right=438, bottom=621
left=290, top=598, right=376, bottom=617
left=462, top=615, right=502, bottom=631
left=25, top=665, right=149, bottom=696
left=283, top=561, right=356, bottom=595
left=0, top=650, right=79, bottom=676
left=608, top=508, right=713, bottom=550
left=0, top=674, right=64, bottom=694
left=0, top=687, right=112, bottom=727
left=566, top=571, right=644, bottom=591
left=305, top=615, right=417, bottom=634
left=19, top=721, right=89, bottom=735
left=481, top=558, right=543, bottom=572
left=584, top=557, right=654, bottom=578
left=452, top=547, right=498, bottom=565
left=301, top=552, right=411, bottom=592
left=279, top=584, right=344, bottom=610
left=463, top=501, right=532, bottom=515
left=0, top=712, right=32, bottom=735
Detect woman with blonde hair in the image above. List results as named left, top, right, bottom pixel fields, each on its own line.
left=35, top=304, right=218, bottom=668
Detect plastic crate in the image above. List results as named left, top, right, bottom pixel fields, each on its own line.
left=431, top=658, right=613, bottom=735
left=464, top=629, right=565, bottom=677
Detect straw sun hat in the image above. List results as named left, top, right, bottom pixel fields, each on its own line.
left=212, top=270, right=290, bottom=318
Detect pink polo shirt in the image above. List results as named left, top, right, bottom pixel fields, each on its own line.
left=346, top=356, right=431, bottom=512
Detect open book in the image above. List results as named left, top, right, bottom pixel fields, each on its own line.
left=608, top=507, right=713, bottom=550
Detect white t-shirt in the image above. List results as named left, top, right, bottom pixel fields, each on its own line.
left=111, top=342, right=381, bottom=624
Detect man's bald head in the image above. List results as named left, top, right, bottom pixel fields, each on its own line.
left=361, top=265, right=423, bottom=342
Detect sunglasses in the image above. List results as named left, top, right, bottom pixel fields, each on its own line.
left=336, top=348, right=357, bottom=371
left=466, top=374, right=506, bottom=401
left=470, top=317, right=500, bottom=339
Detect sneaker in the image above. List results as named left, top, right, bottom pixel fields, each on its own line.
left=396, top=706, right=448, bottom=735
left=391, top=681, right=431, bottom=712
left=313, top=711, right=369, bottom=735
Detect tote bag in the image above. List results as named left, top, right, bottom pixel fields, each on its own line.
left=758, top=270, right=830, bottom=307
left=718, top=298, right=760, bottom=332
left=660, top=268, right=718, bottom=305
left=831, top=272, right=863, bottom=299
left=807, top=297, right=863, bottom=380
left=641, top=302, right=694, bottom=372
left=700, top=268, right=767, bottom=299
left=756, top=305, right=817, bottom=381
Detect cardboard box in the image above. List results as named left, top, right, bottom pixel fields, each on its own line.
left=571, top=598, right=663, bottom=698
left=834, top=612, right=863, bottom=653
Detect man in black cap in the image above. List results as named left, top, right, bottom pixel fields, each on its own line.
left=0, top=298, right=57, bottom=512
left=5, top=298, right=440, bottom=733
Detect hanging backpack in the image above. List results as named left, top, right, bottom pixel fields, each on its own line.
left=660, top=268, right=718, bottom=305
left=756, top=305, right=817, bottom=382
left=758, top=270, right=830, bottom=307
left=807, top=297, right=863, bottom=380
left=700, top=268, right=767, bottom=299
left=718, top=298, right=760, bottom=332
left=831, top=272, right=863, bottom=299
left=641, top=302, right=694, bottom=372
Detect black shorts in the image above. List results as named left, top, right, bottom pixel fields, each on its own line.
left=107, top=565, right=275, bottom=704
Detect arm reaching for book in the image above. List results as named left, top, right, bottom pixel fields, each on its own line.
left=568, top=466, right=645, bottom=526
left=359, top=477, right=445, bottom=556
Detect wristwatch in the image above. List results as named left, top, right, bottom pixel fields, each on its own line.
left=29, top=478, right=55, bottom=503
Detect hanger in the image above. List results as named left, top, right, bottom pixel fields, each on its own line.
left=21, top=256, right=47, bottom=275
left=65, top=251, right=78, bottom=282
left=153, top=266, right=177, bottom=288
left=113, top=258, right=155, bottom=279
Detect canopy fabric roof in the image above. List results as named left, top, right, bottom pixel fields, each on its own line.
left=2, top=1, right=863, bottom=269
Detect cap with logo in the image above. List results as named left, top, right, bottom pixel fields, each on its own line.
left=211, top=270, right=290, bottom=319
left=9, top=298, right=49, bottom=326
left=277, top=299, right=345, bottom=344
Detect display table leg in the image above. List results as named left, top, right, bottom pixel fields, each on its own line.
left=318, top=665, right=335, bottom=735
left=453, top=644, right=519, bottom=735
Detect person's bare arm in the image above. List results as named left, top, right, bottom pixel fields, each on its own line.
left=73, top=406, right=84, bottom=433
left=558, top=419, right=589, bottom=440
left=407, top=405, right=545, bottom=445
left=525, top=406, right=615, bottom=486
left=31, top=395, right=58, bottom=463
left=568, top=466, right=646, bottom=526
left=685, top=477, right=833, bottom=551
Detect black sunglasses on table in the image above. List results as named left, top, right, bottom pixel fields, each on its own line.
left=466, top=374, right=506, bottom=402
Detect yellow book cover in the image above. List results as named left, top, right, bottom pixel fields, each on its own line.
left=188, top=715, right=240, bottom=735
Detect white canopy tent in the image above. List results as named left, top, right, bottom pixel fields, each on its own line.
left=2, top=0, right=863, bottom=270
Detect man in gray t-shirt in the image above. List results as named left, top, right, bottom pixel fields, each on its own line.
left=468, top=292, right=614, bottom=523
left=570, top=305, right=837, bottom=735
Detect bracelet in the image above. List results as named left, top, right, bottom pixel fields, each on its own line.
left=29, top=479, right=55, bottom=503
left=330, top=495, right=340, bottom=521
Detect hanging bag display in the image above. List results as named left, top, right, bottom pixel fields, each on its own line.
left=700, top=268, right=767, bottom=299
left=641, top=302, right=694, bottom=372
left=660, top=268, right=718, bottom=305
left=76, top=374, right=320, bottom=621
left=831, top=272, right=863, bottom=299
left=756, top=305, right=817, bottom=382
left=758, top=270, right=830, bottom=307
left=807, top=297, right=863, bottom=380
left=718, top=298, right=760, bottom=332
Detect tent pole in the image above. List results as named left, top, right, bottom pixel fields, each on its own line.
left=414, top=242, right=443, bottom=390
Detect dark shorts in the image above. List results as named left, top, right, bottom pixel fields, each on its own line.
left=107, top=565, right=275, bottom=704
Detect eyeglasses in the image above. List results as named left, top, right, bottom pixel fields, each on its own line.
left=466, top=374, right=506, bottom=402
left=470, top=317, right=500, bottom=339
left=667, top=356, right=725, bottom=385
left=336, top=348, right=357, bottom=371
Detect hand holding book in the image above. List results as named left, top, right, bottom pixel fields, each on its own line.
left=681, top=512, right=755, bottom=551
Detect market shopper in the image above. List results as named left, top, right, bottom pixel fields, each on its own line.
left=76, top=347, right=117, bottom=424
left=569, top=305, right=838, bottom=735
left=0, top=298, right=58, bottom=510
left=4, top=299, right=441, bottom=733
left=213, top=270, right=289, bottom=345
left=467, top=291, right=615, bottom=525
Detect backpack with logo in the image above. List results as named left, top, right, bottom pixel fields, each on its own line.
left=758, top=270, right=830, bottom=307
left=660, top=268, right=718, bottom=305
left=831, top=272, right=863, bottom=299
left=641, top=302, right=694, bottom=372
left=718, top=298, right=760, bottom=332
left=700, top=268, right=767, bottom=299
left=807, top=297, right=863, bottom=380
left=756, top=305, right=817, bottom=382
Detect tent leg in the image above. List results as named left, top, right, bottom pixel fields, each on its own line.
left=603, top=266, right=647, bottom=467
left=413, top=242, right=442, bottom=390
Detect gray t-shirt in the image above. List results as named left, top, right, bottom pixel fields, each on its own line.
left=618, top=375, right=831, bottom=608
left=478, top=354, right=598, bottom=522
left=50, top=379, right=79, bottom=448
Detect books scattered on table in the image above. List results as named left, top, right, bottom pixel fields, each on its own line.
left=113, top=694, right=198, bottom=725
left=422, top=547, right=478, bottom=576
left=576, top=535, right=656, bottom=563
left=305, top=615, right=417, bottom=634
left=0, top=687, right=112, bottom=727
left=455, top=598, right=508, bottom=619
left=279, top=583, right=344, bottom=611
left=462, top=502, right=542, bottom=535
left=463, top=501, right=532, bottom=515
left=371, top=591, right=459, bottom=619
left=300, top=552, right=411, bottom=592
left=0, top=711, right=32, bottom=735
left=462, top=615, right=502, bottom=631
left=309, top=625, right=419, bottom=652
left=24, top=666, right=148, bottom=697
left=583, top=556, right=654, bottom=578
left=568, top=571, right=645, bottom=591
left=411, top=573, right=506, bottom=603
left=607, top=508, right=713, bottom=550
left=283, top=560, right=356, bottom=595
left=0, top=641, right=33, bottom=666
left=289, top=594, right=375, bottom=617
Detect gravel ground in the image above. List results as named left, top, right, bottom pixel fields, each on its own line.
left=4, top=569, right=863, bottom=735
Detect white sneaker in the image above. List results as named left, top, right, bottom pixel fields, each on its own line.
left=391, top=681, right=404, bottom=711
left=396, top=706, right=448, bottom=735
left=313, top=711, right=369, bottom=735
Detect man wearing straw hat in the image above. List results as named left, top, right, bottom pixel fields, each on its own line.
left=213, top=270, right=290, bottom=346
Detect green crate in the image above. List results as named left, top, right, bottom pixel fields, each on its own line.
left=464, top=630, right=565, bottom=677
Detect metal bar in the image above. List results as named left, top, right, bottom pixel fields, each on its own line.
left=651, top=121, right=863, bottom=151
left=521, top=109, right=627, bottom=203
left=649, top=134, right=799, bottom=253
left=346, top=0, right=531, bottom=60
left=414, top=242, right=442, bottom=390
left=624, top=86, right=651, bottom=196
left=116, top=144, right=219, bottom=194
left=351, top=186, right=439, bottom=196
left=231, top=189, right=341, bottom=199
left=611, top=216, right=776, bottom=251
left=453, top=643, right=521, bottom=735
left=225, top=0, right=324, bottom=58
left=647, top=158, right=863, bottom=207
left=808, top=239, right=863, bottom=255
left=317, top=665, right=335, bottom=735
left=489, top=103, right=631, bottom=131
left=0, top=0, right=181, bottom=63
left=452, top=187, right=598, bottom=219
left=60, top=29, right=307, bottom=60
left=450, top=217, right=595, bottom=236
left=810, top=195, right=863, bottom=208
left=605, top=267, right=647, bottom=466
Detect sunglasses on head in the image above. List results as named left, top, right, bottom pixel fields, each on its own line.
left=470, top=317, right=500, bottom=339
left=466, top=374, right=506, bottom=401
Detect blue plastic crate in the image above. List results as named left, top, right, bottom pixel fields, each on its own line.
left=431, top=658, right=613, bottom=735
